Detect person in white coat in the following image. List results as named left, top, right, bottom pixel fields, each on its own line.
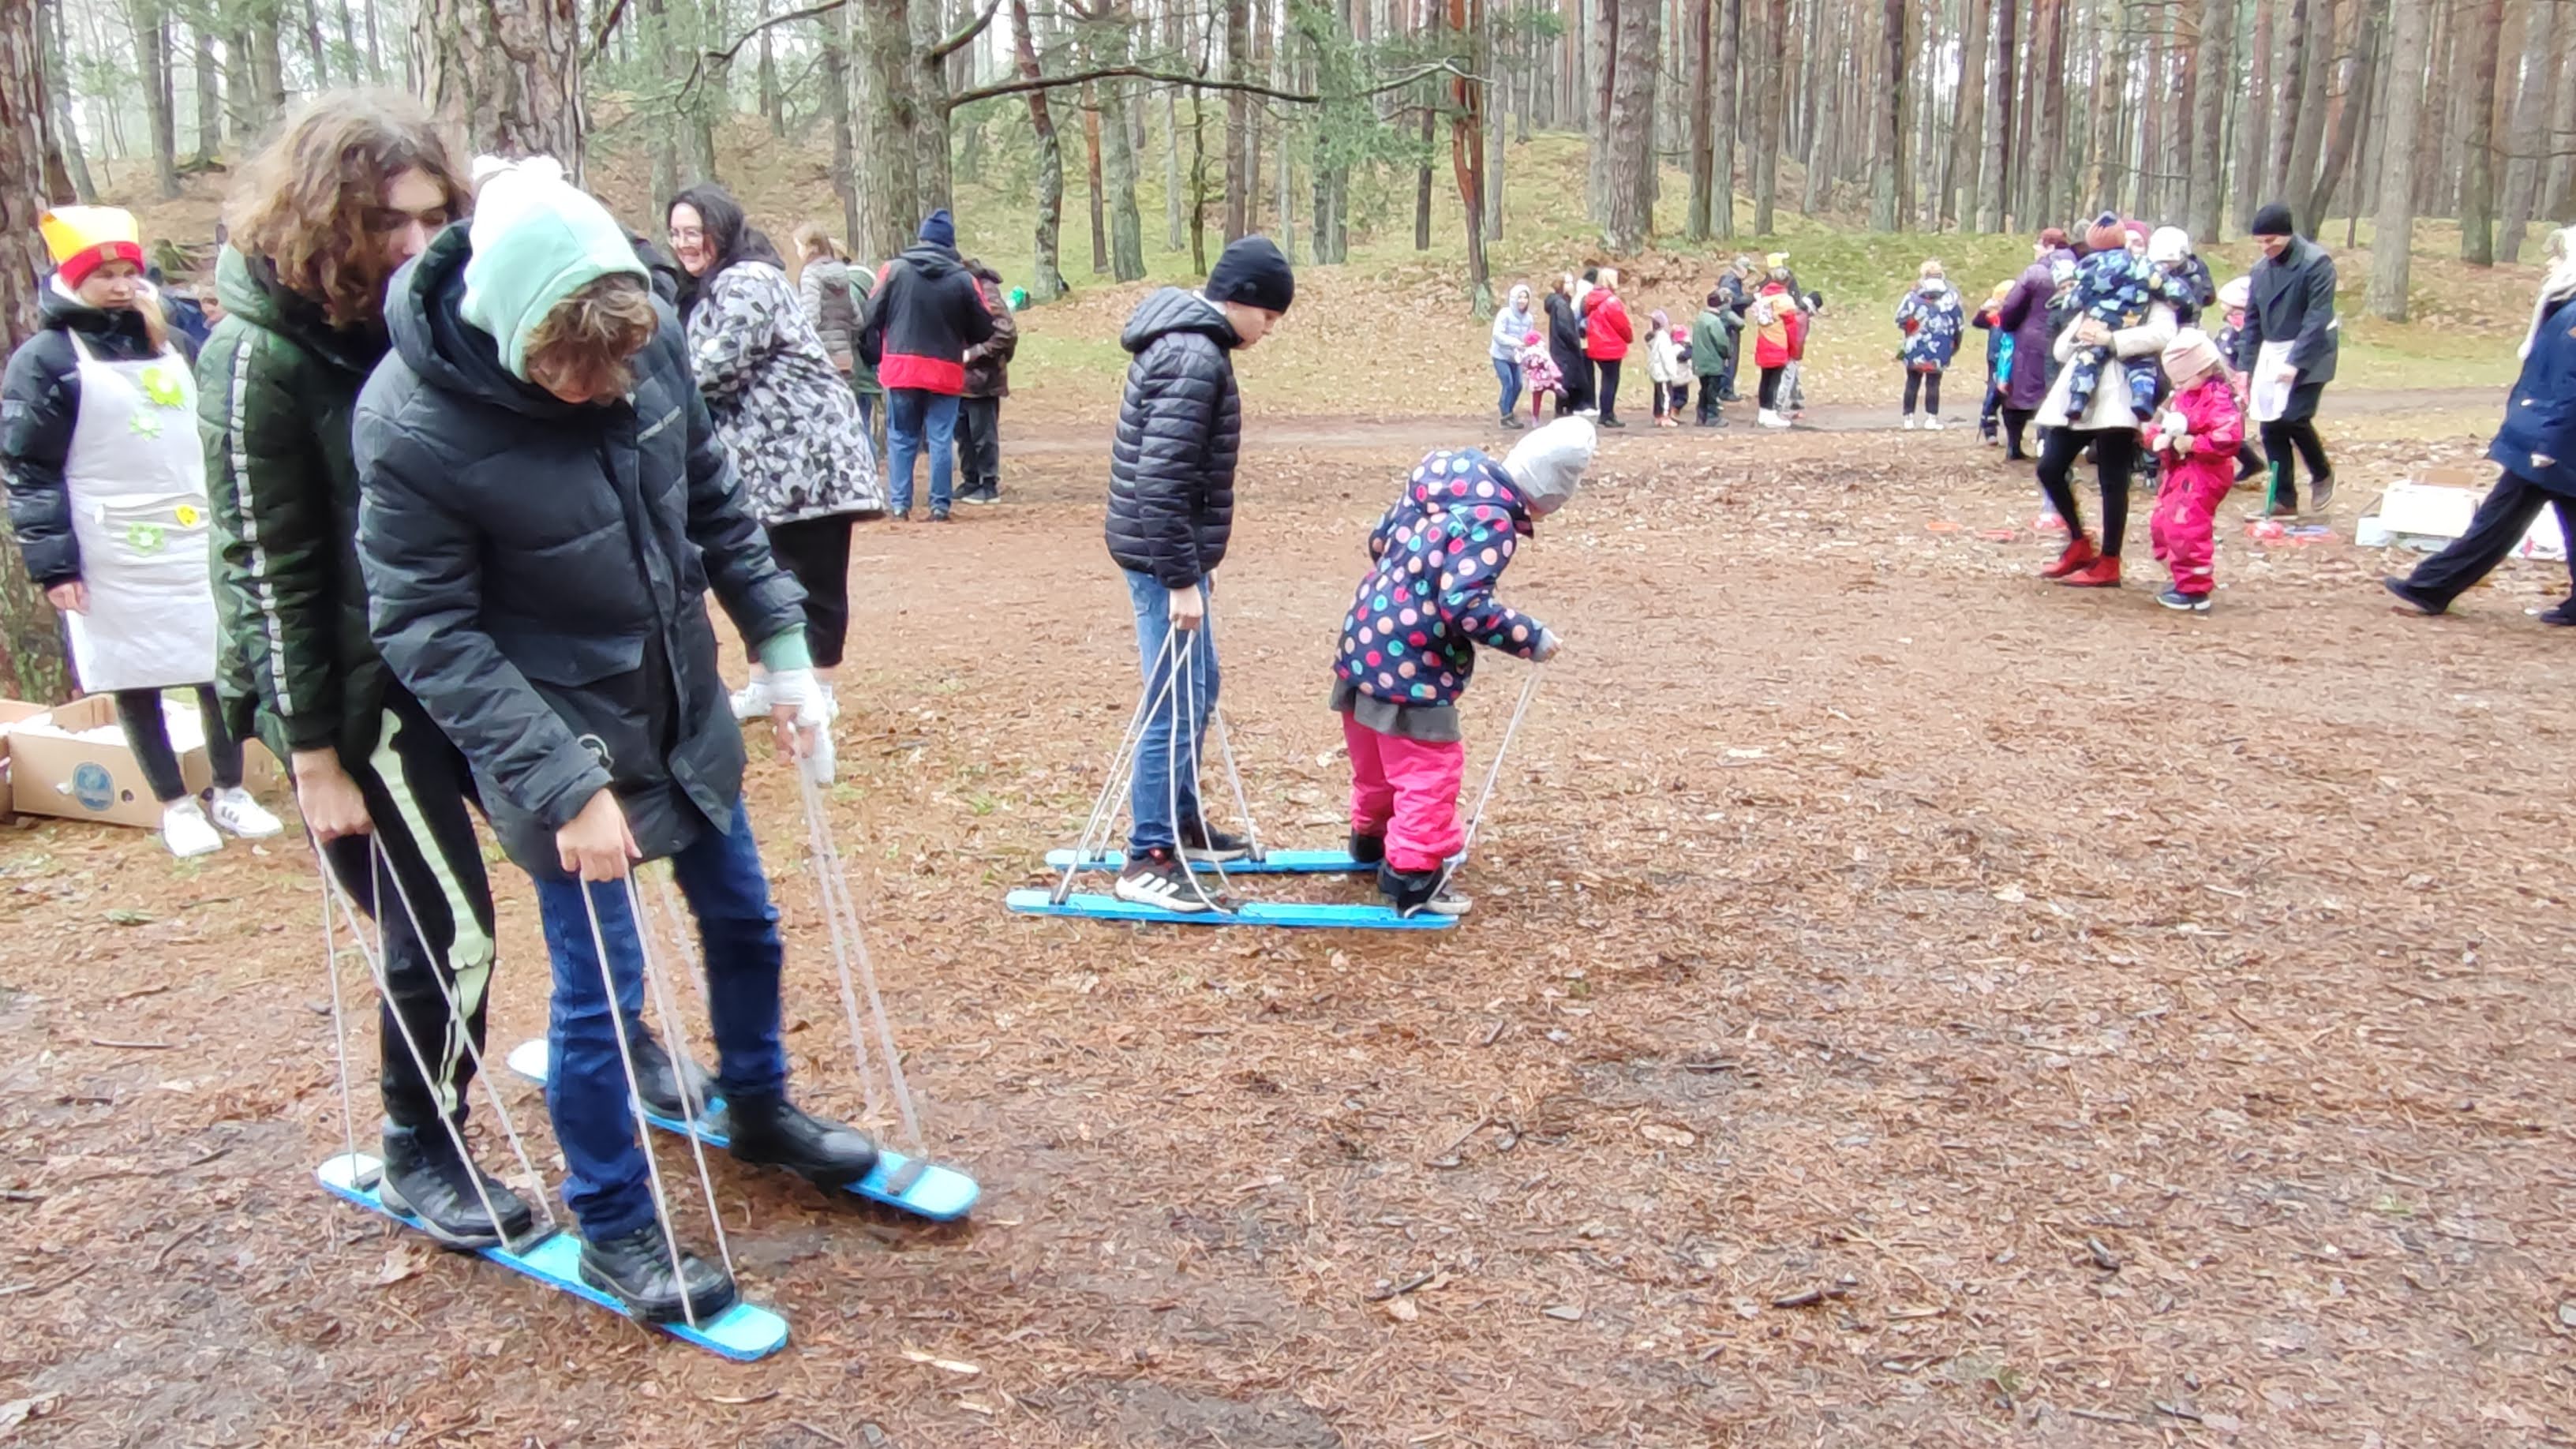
left=2, top=208, right=283, bottom=856
left=2032, top=221, right=2180, bottom=590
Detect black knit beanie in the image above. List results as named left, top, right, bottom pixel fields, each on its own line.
left=1208, top=236, right=1296, bottom=315
left=2250, top=202, right=2296, bottom=238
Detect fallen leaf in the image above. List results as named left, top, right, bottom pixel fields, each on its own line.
left=2201, top=1412, right=2244, bottom=1435
left=1543, top=1304, right=1585, bottom=1321
left=104, top=908, right=152, bottom=927
left=374, top=1245, right=429, bottom=1286
left=1638, top=1122, right=1697, bottom=1148
left=1383, top=1295, right=1419, bottom=1323
left=0, top=1397, right=60, bottom=1435
left=900, top=1347, right=983, bottom=1376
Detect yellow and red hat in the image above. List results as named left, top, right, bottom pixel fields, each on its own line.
left=39, top=207, right=144, bottom=290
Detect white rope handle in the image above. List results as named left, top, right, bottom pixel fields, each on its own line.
left=799, top=770, right=923, bottom=1151
left=577, top=878, right=701, bottom=1331
left=796, top=773, right=881, bottom=1125
left=1054, top=623, right=1179, bottom=904
left=625, top=874, right=735, bottom=1286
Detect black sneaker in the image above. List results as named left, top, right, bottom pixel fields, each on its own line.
left=1599, top=417, right=1627, bottom=429
left=2155, top=587, right=2213, bottom=613
left=1376, top=863, right=1474, bottom=919
left=1111, top=847, right=1219, bottom=914
left=376, top=1126, right=537, bottom=1250
left=2536, top=600, right=2576, bottom=627
left=578, top=1223, right=737, bottom=1324
left=2383, top=577, right=2445, bottom=616
left=928, top=508, right=952, bottom=522
left=960, top=483, right=1000, bottom=504
left=721, top=1094, right=879, bottom=1189
left=2302, top=475, right=2337, bottom=518
left=1348, top=832, right=1386, bottom=867
left=627, top=1028, right=713, bottom=1125
left=1177, top=818, right=1252, bottom=864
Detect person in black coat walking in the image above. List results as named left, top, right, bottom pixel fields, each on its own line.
left=1103, top=236, right=1293, bottom=913
left=2385, top=228, right=2576, bottom=627
left=1544, top=275, right=1592, bottom=416
left=2241, top=203, right=2340, bottom=519
left=356, top=165, right=878, bottom=1324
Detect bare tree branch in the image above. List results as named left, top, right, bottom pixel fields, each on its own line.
left=945, top=59, right=1473, bottom=112
left=925, top=0, right=1005, bottom=63
left=586, top=0, right=631, bottom=62
left=702, top=0, right=847, bottom=66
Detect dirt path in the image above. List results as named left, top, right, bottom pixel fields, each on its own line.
left=1009, top=386, right=2505, bottom=454
left=6, top=423, right=2574, bottom=1447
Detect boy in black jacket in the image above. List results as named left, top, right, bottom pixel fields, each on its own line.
left=1102, top=236, right=1294, bottom=912
left=357, top=161, right=877, bottom=1324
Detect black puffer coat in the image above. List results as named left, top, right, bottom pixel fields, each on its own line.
left=355, top=225, right=807, bottom=879
left=2, top=283, right=196, bottom=586
left=1104, top=288, right=1241, bottom=590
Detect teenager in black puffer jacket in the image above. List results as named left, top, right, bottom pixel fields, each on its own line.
left=1101, top=236, right=1293, bottom=915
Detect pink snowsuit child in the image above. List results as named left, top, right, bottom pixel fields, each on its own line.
left=1331, top=417, right=1596, bottom=917
left=2144, top=328, right=2246, bottom=612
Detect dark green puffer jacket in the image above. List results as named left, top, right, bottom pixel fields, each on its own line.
left=198, top=245, right=395, bottom=763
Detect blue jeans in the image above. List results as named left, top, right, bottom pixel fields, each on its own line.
left=1492, top=357, right=1522, bottom=418
left=532, top=797, right=787, bottom=1240
left=885, top=388, right=960, bottom=517
left=1123, top=569, right=1217, bottom=854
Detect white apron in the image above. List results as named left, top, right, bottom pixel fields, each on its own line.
left=58, top=331, right=219, bottom=692
left=2249, top=341, right=2298, bottom=423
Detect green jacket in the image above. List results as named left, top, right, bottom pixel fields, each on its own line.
left=1690, top=307, right=1735, bottom=376
left=199, top=245, right=396, bottom=763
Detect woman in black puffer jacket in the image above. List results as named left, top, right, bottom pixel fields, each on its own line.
left=1099, top=237, right=1293, bottom=914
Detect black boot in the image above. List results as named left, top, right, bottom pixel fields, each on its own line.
left=1376, top=862, right=1473, bottom=919
left=377, top=1125, right=536, bottom=1250
left=1348, top=831, right=1386, bottom=867
left=723, top=1094, right=879, bottom=1189
left=578, top=1223, right=737, bottom=1324
left=626, top=1027, right=713, bottom=1124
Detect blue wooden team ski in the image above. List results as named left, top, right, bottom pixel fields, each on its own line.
left=1043, top=848, right=1369, bottom=875
left=1005, top=887, right=1458, bottom=931
left=504, top=1040, right=980, bottom=1222
left=315, top=1152, right=790, bottom=1361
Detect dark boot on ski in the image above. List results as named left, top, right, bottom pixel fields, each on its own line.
left=723, top=1094, right=880, bottom=1189
left=1348, top=831, right=1386, bottom=867
left=578, top=1223, right=738, bottom=1324
left=377, top=1125, right=536, bottom=1250
left=1376, top=862, right=1474, bottom=919
left=627, top=1028, right=713, bottom=1124
left=1177, top=818, right=1252, bottom=864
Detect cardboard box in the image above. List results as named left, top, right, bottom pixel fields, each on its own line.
left=7, top=694, right=277, bottom=829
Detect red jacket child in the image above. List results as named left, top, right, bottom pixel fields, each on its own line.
left=2144, top=329, right=2247, bottom=611
left=1751, top=282, right=1806, bottom=369
left=1584, top=286, right=1634, bottom=363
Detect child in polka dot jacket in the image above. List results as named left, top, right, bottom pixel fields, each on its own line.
left=1330, top=416, right=1597, bottom=918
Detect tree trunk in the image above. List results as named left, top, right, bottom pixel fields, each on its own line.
left=1083, top=81, right=1107, bottom=273
left=1751, top=0, right=1781, bottom=232
left=1223, top=0, right=1249, bottom=238
left=2188, top=0, right=2229, bottom=238
left=1009, top=0, right=1067, bottom=298
left=335, top=0, right=360, bottom=80
left=2497, top=0, right=2552, bottom=260
left=415, top=0, right=586, bottom=178
left=2544, top=20, right=2576, bottom=222
left=2367, top=0, right=2426, bottom=316
left=1687, top=0, right=1713, bottom=238
left=1979, top=0, right=2013, bottom=230
left=250, top=13, right=286, bottom=114
left=758, top=0, right=783, bottom=135
left=2458, top=0, right=2500, bottom=262
left=126, top=0, right=179, bottom=197
left=1587, top=0, right=1612, bottom=219
left=2265, top=0, right=2307, bottom=203
left=1100, top=6, right=1143, bottom=280
left=1599, top=0, right=1653, bottom=250
left=2027, top=0, right=2064, bottom=226
left=1710, top=0, right=1739, bottom=235
left=1946, top=0, right=1986, bottom=228
left=189, top=23, right=219, bottom=163
left=908, top=0, right=955, bottom=219
left=823, top=2, right=859, bottom=247
left=2286, top=0, right=2333, bottom=211
left=1450, top=0, right=1491, bottom=312
left=363, top=0, right=382, bottom=78
left=302, top=0, right=331, bottom=83
left=2233, top=0, right=2271, bottom=225
left=1484, top=0, right=1505, bottom=238
left=0, top=0, right=72, bottom=702
left=39, top=0, right=90, bottom=201
left=2307, top=0, right=2380, bottom=228
left=853, top=0, right=919, bottom=263
left=1869, top=0, right=1904, bottom=228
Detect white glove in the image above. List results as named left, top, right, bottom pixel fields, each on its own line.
left=760, top=668, right=829, bottom=778
left=1532, top=629, right=1564, bottom=664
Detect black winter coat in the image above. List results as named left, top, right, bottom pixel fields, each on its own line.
left=355, top=225, right=807, bottom=880
left=1544, top=291, right=1586, bottom=379
left=2244, top=236, right=2339, bottom=388
left=3, top=283, right=198, bottom=586
left=1105, top=288, right=1241, bottom=590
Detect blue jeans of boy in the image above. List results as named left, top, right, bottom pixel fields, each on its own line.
left=886, top=388, right=960, bottom=517
left=1492, top=358, right=1522, bottom=419
left=532, top=797, right=787, bottom=1241
left=1123, top=569, right=1217, bottom=854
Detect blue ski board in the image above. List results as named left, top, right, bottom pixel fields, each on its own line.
left=503, top=1039, right=979, bottom=1222
left=1005, top=887, right=1457, bottom=931
left=1043, top=848, right=1368, bottom=875
left=314, top=1151, right=789, bottom=1361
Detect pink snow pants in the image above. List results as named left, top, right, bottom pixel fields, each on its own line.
left=1342, top=713, right=1466, bottom=874
left=2150, top=456, right=2233, bottom=596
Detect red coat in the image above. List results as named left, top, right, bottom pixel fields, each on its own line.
left=1751, top=283, right=1807, bottom=369
left=1584, top=292, right=1634, bottom=361
left=2151, top=374, right=2246, bottom=489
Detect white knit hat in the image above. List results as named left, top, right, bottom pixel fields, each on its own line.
left=1503, top=417, right=1597, bottom=517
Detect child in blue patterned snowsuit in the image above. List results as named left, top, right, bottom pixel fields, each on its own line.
left=2059, top=216, right=2198, bottom=421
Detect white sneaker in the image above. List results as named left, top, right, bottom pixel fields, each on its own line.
left=1903, top=416, right=1919, bottom=430
left=161, top=798, right=223, bottom=859
left=1758, top=410, right=1791, bottom=429
left=207, top=786, right=283, bottom=839
left=729, top=678, right=770, bottom=721
left=1923, top=416, right=1945, bottom=432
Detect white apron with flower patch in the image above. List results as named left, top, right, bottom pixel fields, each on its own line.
left=58, top=331, right=219, bottom=692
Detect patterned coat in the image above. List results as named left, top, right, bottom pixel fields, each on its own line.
left=1895, top=281, right=1964, bottom=372
left=1334, top=449, right=1549, bottom=710
left=683, top=260, right=883, bottom=526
